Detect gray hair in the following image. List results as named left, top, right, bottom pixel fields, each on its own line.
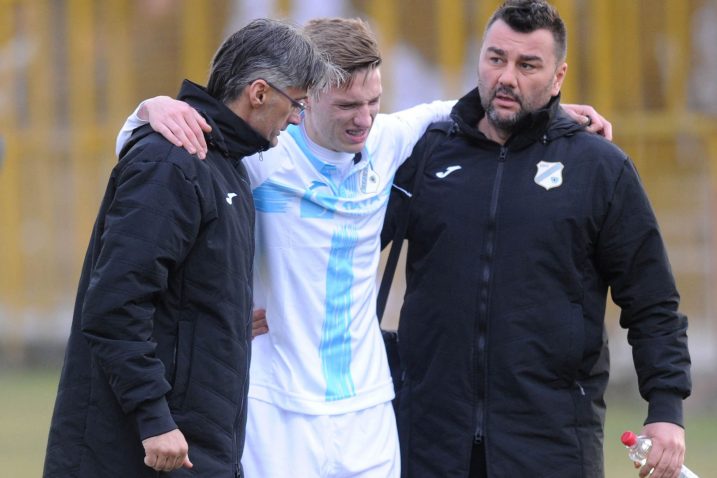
left=207, top=18, right=339, bottom=103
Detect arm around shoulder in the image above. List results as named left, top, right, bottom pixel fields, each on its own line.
left=379, top=99, right=456, bottom=164
left=116, top=96, right=211, bottom=159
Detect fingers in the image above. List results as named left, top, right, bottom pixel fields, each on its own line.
left=142, top=429, right=191, bottom=472
left=252, top=308, right=269, bottom=339
left=190, top=109, right=211, bottom=156
left=561, top=103, right=613, bottom=141
left=168, top=115, right=206, bottom=159
left=560, top=103, right=590, bottom=124
left=600, top=118, right=613, bottom=141
left=167, top=109, right=210, bottom=159
left=144, top=452, right=184, bottom=472
left=640, top=446, right=672, bottom=478
left=145, top=96, right=211, bottom=160
left=640, top=422, right=686, bottom=478
left=639, top=445, right=663, bottom=478
left=144, top=453, right=173, bottom=472
left=153, top=122, right=188, bottom=149
left=143, top=449, right=189, bottom=472
left=584, top=113, right=613, bottom=141
left=644, top=444, right=683, bottom=478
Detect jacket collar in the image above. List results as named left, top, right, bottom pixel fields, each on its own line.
left=450, top=87, right=580, bottom=150
left=177, top=79, right=270, bottom=159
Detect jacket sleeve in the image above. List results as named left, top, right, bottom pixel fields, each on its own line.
left=81, top=147, right=202, bottom=440
left=596, top=159, right=691, bottom=426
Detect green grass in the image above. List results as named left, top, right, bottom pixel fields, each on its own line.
left=0, top=368, right=59, bottom=478
left=0, top=368, right=713, bottom=477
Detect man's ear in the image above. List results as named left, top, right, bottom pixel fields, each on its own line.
left=247, top=80, right=268, bottom=108
left=551, top=62, right=568, bottom=96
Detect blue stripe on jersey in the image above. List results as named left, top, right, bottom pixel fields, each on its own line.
left=320, top=225, right=358, bottom=401
left=253, top=181, right=294, bottom=213
left=301, top=181, right=337, bottom=219
left=288, top=125, right=340, bottom=193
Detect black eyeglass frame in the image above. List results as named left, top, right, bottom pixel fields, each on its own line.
left=259, top=79, right=306, bottom=114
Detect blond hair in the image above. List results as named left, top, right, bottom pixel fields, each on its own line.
left=304, top=17, right=382, bottom=89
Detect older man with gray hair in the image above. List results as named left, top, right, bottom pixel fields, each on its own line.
left=43, top=18, right=334, bottom=478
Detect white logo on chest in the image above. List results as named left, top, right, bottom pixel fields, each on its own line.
left=435, top=165, right=462, bottom=179
left=534, top=161, right=564, bottom=190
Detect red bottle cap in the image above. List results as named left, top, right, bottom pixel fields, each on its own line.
left=621, top=431, right=638, bottom=446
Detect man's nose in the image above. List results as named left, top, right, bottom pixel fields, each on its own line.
left=353, top=105, right=372, bottom=128
left=498, top=64, right=518, bottom=87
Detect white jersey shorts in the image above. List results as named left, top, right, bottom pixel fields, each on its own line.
left=242, top=397, right=400, bottom=478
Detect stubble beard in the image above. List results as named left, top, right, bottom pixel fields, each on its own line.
left=481, top=86, right=527, bottom=135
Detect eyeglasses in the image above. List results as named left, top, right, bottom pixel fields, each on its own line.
left=262, top=79, right=306, bottom=114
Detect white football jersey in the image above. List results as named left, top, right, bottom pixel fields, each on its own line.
left=245, top=101, right=453, bottom=414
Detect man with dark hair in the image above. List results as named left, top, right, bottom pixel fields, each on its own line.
left=43, top=18, right=332, bottom=477
left=382, top=1, right=692, bottom=477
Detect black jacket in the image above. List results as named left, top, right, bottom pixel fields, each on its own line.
left=44, top=80, right=269, bottom=477
left=382, top=88, right=691, bottom=477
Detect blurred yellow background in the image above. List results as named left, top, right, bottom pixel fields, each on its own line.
left=0, top=0, right=715, bottom=476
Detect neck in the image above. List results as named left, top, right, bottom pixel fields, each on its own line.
left=477, top=117, right=511, bottom=145
left=302, top=112, right=329, bottom=150
left=225, top=97, right=248, bottom=121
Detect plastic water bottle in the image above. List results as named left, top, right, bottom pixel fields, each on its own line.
left=620, top=431, right=699, bottom=478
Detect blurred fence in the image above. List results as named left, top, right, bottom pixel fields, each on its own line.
left=1, top=0, right=716, bottom=375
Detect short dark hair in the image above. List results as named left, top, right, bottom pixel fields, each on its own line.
left=486, top=0, right=567, bottom=62
left=207, top=18, right=335, bottom=103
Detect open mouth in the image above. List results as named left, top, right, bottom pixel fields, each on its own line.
left=346, top=129, right=368, bottom=143
left=494, top=90, right=518, bottom=105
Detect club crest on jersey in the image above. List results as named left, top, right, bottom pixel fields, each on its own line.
left=360, top=168, right=380, bottom=194
left=534, top=161, right=564, bottom=190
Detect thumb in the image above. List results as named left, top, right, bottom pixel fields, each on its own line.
left=182, top=455, right=194, bottom=469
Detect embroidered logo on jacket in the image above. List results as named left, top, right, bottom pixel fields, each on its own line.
left=534, top=161, right=564, bottom=190
left=225, top=193, right=238, bottom=204
left=435, top=165, right=462, bottom=179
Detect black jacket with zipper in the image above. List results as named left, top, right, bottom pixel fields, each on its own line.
left=382, top=88, right=691, bottom=477
left=44, top=80, right=268, bottom=478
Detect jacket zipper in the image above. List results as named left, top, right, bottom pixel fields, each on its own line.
left=474, top=145, right=507, bottom=446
